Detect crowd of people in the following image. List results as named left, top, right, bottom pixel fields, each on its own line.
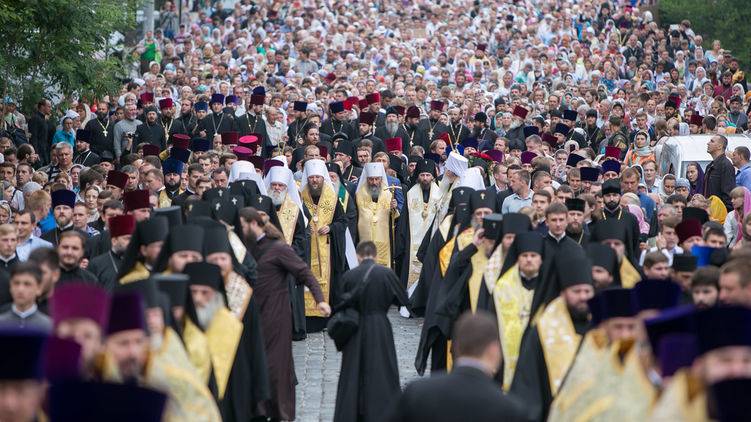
left=0, top=0, right=751, bottom=421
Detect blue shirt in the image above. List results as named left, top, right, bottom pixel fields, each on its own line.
left=638, top=192, right=656, bottom=220
left=502, top=190, right=534, bottom=214
left=40, top=210, right=56, bottom=233
left=16, top=236, right=53, bottom=262
left=52, top=130, right=75, bottom=148
left=387, top=175, right=404, bottom=212
left=737, top=163, right=751, bottom=191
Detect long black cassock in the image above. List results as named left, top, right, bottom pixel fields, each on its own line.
left=509, top=245, right=589, bottom=422
left=237, top=111, right=272, bottom=156
left=182, top=276, right=271, bottom=421
left=414, top=208, right=470, bottom=376
left=333, top=259, right=409, bottom=422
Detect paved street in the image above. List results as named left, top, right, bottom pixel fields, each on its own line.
left=293, top=308, right=424, bottom=421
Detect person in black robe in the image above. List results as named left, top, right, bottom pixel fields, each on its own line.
left=237, top=92, right=272, bottom=156
left=134, top=106, right=167, bottom=151
left=332, top=141, right=362, bottom=184
left=72, top=129, right=102, bottom=167
left=415, top=101, right=449, bottom=150
left=373, top=108, right=408, bottom=154
left=414, top=188, right=474, bottom=376
left=41, top=190, right=88, bottom=246
left=287, top=101, right=309, bottom=144
left=429, top=192, right=498, bottom=347
left=564, top=197, right=590, bottom=245
left=299, top=160, right=350, bottom=331
left=243, top=208, right=330, bottom=421
left=56, top=231, right=98, bottom=286
left=401, top=105, right=427, bottom=152
left=320, top=101, right=357, bottom=140
left=87, top=214, right=134, bottom=291
left=181, top=262, right=271, bottom=421
left=333, top=241, right=409, bottom=422
left=84, top=102, right=116, bottom=159
left=158, top=98, right=187, bottom=144
left=599, top=179, right=641, bottom=261
left=116, top=216, right=170, bottom=283
left=470, top=112, right=498, bottom=143
left=524, top=202, right=584, bottom=320
left=387, top=312, right=526, bottom=422
left=446, top=107, right=470, bottom=145
left=196, top=94, right=237, bottom=141
left=354, top=111, right=386, bottom=156
left=510, top=247, right=594, bottom=422
left=178, top=100, right=199, bottom=137
left=326, top=162, right=358, bottom=245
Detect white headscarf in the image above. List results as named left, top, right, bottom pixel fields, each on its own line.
left=445, top=151, right=469, bottom=178
left=264, top=166, right=304, bottom=214
left=458, top=167, right=486, bottom=191
left=300, top=159, right=334, bottom=192
left=229, top=161, right=267, bottom=195
left=356, top=162, right=388, bottom=193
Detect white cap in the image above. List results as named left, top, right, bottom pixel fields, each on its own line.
left=356, top=162, right=388, bottom=193
left=445, top=151, right=468, bottom=178
left=458, top=167, right=485, bottom=191
left=229, top=161, right=266, bottom=195
left=264, top=165, right=304, bottom=215
left=301, top=159, right=334, bottom=192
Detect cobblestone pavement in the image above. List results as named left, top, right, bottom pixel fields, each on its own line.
left=292, top=308, right=424, bottom=421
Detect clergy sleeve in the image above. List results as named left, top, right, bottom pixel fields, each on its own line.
left=278, top=242, right=325, bottom=303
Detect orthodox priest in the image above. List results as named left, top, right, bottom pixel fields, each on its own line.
left=182, top=262, right=271, bottom=421
left=300, top=159, right=349, bottom=332
left=158, top=98, right=187, bottom=141
left=487, top=230, right=543, bottom=389
left=415, top=100, right=449, bottom=150
left=135, top=106, right=167, bottom=150
left=356, top=162, right=399, bottom=269
left=237, top=88, right=271, bottom=155
left=510, top=247, right=595, bottom=422
left=433, top=151, right=469, bottom=233
left=87, top=214, right=135, bottom=291
left=197, top=94, right=236, bottom=143
left=243, top=207, right=331, bottom=421
left=265, top=164, right=309, bottom=340
left=117, top=216, right=170, bottom=283
left=395, top=158, right=440, bottom=306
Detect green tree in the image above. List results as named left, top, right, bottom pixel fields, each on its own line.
left=0, top=0, right=140, bottom=114
left=659, top=0, right=751, bottom=70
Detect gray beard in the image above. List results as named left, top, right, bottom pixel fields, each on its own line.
left=332, top=180, right=341, bottom=194
left=196, top=293, right=226, bottom=329
left=367, top=184, right=382, bottom=200
left=269, top=189, right=287, bottom=206
left=471, top=219, right=482, bottom=231
left=386, top=122, right=398, bottom=136
left=509, top=120, right=521, bottom=130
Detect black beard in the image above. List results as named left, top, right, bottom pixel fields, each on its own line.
left=472, top=126, right=483, bottom=137
left=409, top=123, right=418, bottom=130
left=605, top=200, right=619, bottom=210
left=97, top=113, right=108, bottom=121
left=568, top=304, right=590, bottom=322
left=165, top=180, right=180, bottom=191
left=420, top=179, right=433, bottom=191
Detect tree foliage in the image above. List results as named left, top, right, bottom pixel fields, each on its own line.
left=0, top=0, right=139, bottom=114
left=659, top=0, right=751, bottom=70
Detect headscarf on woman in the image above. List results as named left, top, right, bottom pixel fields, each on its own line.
left=626, top=204, right=649, bottom=235
left=734, top=187, right=751, bottom=238
left=689, top=162, right=705, bottom=197
left=709, top=195, right=728, bottom=224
